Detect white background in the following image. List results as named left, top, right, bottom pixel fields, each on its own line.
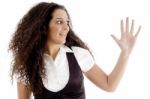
left=0, top=0, right=150, bottom=99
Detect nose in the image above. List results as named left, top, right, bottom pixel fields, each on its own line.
left=63, top=22, right=69, bottom=32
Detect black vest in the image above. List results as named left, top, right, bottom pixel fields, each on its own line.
left=34, top=52, right=85, bottom=99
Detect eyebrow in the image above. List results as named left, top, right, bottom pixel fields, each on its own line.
left=56, top=18, right=69, bottom=21
left=56, top=18, right=63, bottom=19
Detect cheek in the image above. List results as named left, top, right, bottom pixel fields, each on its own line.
left=49, top=24, right=59, bottom=34
left=48, top=26, right=61, bottom=39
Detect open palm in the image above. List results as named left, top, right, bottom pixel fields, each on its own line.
left=111, top=17, right=141, bottom=54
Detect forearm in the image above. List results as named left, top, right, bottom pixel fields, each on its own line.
left=85, top=17, right=140, bottom=92
left=108, top=51, right=130, bottom=91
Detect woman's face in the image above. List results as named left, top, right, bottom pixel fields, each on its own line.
left=47, top=9, right=70, bottom=45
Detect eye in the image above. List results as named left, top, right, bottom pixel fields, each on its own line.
left=56, top=20, right=63, bottom=24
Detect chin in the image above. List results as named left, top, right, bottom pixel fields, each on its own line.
left=56, top=40, right=66, bottom=45
left=63, top=40, right=66, bottom=44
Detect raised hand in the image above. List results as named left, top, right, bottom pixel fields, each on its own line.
left=111, top=17, right=141, bottom=54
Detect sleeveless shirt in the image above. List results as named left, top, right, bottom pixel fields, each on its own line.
left=34, top=52, right=85, bottom=99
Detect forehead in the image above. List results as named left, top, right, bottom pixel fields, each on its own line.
left=52, top=9, right=69, bottom=20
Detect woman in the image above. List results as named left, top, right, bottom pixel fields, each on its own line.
left=9, top=2, right=141, bottom=99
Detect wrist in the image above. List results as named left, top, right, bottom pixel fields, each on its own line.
left=121, top=50, right=131, bottom=58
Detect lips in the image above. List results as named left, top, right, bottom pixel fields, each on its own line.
left=59, top=33, right=66, bottom=37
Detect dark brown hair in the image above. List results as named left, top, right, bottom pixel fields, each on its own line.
left=9, top=2, right=91, bottom=95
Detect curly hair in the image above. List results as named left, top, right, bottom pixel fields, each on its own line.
left=9, top=2, right=91, bottom=95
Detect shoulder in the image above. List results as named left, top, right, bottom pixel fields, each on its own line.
left=64, top=45, right=89, bottom=53
left=71, top=46, right=90, bottom=54
left=68, top=46, right=95, bottom=72
left=64, top=45, right=92, bottom=59
left=71, top=46, right=88, bottom=51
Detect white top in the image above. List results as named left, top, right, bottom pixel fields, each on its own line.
left=17, top=45, right=95, bottom=92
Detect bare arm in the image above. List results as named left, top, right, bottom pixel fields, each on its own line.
left=85, top=51, right=129, bottom=92
left=17, top=82, right=31, bottom=99
left=85, top=17, right=141, bottom=92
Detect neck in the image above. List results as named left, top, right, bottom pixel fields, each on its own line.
left=46, top=42, right=62, bottom=60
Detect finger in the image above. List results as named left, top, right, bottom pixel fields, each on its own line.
left=111, top=34, right=120, bottom=45
left=126, top=17, right=129, bottom=33
left=121, top=19, right=124, bottom=36
left=130, top=19, right=134, bottom=34
left=135, top=25, right=141, bottom=38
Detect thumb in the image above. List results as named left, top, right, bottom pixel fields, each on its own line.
left=111, top=34, right=118, bottom=42
left=111, top=34, right=120, bottom=46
